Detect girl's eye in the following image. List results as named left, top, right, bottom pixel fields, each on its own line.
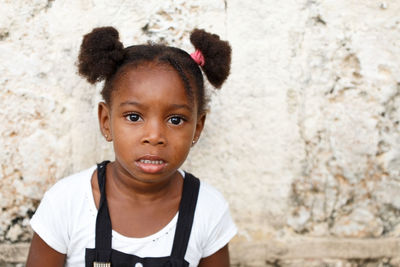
left=126, top=114, right=142, bottom=122
left=169, top=116, right=184, bottom=125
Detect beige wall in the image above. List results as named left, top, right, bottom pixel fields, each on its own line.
left=1, top=0, right=400, bottom=266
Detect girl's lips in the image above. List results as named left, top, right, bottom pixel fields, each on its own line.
left=135, top=156, right=167, bottom=174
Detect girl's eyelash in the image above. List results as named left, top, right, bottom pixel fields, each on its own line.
left=168, top=115, right=187, bottom=125
left=170, top=115, right=188, bottom=121
left=124, top=113, right=142, bottom=122
left=123, top=113, right=188, bottom=123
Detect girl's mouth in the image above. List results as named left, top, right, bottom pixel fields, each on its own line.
left=135, top=156, right=167, bottom=174
left=139, top=159, right=164, bottom=165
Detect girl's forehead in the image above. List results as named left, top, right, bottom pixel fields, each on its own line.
left=111, top=64, right=196, bottom=110
left=115, top=64, right=184, bottom=92
left=123, top=64, right=178, bottom=79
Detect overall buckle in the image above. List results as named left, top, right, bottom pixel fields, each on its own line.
left=93, top=262, right=111, bottom=267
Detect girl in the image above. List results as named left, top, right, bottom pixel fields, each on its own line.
left=26, top=26, right=236, bottom=267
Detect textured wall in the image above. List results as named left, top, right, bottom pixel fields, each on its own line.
left=1, top=0, right=400, bottom=266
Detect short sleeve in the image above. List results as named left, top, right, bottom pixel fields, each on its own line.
left=30, top=189, right=69, bottom=254
left=201, top=200, right=237, bottom=258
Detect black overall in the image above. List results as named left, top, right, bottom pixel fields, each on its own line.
left=85, top=161, right=200, bottom=267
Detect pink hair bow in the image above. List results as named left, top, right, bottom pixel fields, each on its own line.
left=190, top=50, right=205, bottom=67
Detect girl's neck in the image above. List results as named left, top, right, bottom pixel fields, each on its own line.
left=106, top=161, right=183, bottom=203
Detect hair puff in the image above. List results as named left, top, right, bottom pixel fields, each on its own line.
left=78, top=27, right=125, bottom=84
left=190, top=29, right=232, bottom=88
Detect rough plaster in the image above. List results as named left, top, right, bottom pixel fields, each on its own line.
left=1, top=0, right=400, bottom=265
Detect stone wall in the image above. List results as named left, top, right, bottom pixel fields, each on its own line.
left=1, top=0, right=400, bottom=266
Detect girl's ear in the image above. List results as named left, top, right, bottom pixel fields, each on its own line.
left=98, top=102, right=112, bottom=142
left=192, top=113, right=206, bottom=146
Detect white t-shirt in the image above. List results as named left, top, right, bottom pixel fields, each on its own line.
left=30, top=165, right=237, bottom=267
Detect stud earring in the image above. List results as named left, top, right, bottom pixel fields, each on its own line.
left=104, top=134, right=108, bottom=139
left=192, top=139, right=197, bottom=145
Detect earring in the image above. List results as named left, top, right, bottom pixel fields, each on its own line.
left=104, top=134, right=108, bottom=139
left=192, top=139, right=197, bottom=145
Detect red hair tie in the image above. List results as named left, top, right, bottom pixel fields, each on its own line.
left=190, top=50, right=205, bottom=67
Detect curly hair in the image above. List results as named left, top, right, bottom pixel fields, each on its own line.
left=78, top=26, right=231, bottom=114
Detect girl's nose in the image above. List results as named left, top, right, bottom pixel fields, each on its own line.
left=141, top=120, right=166, bottom=146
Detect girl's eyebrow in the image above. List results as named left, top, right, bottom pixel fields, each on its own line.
left=120, top=101, right=142, bottom=107
left=120, top=101, right=193, bottom=112
left=170, top=104, right=193, bottom=112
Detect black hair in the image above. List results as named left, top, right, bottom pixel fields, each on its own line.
left=78, top=26, right=231, bottom=114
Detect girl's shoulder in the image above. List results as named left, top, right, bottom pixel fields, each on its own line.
left=187, top=173, right=237, bottom=258
left=190, top=174, right=231, bottom=218
left=43, top=165, right=96, bottom=200
left=198, top=179, right=229, bottom=208
left=30, top=165, right=97, bottom=254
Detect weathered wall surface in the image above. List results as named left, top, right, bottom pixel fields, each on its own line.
left=1, top=0, right=400, bottom=266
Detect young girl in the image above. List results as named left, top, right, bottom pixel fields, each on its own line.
left=26, top=26, right=236, bottom=267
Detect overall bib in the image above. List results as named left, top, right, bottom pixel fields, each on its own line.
left=85, top=161, right=200, bottom=267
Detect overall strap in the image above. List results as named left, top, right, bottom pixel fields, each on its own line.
left=95, top=160, right=112, bottom=262
left=170, top=172, right=200, bottom=260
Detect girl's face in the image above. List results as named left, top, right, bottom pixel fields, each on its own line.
left=99, top=64, right=205, bottom=184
